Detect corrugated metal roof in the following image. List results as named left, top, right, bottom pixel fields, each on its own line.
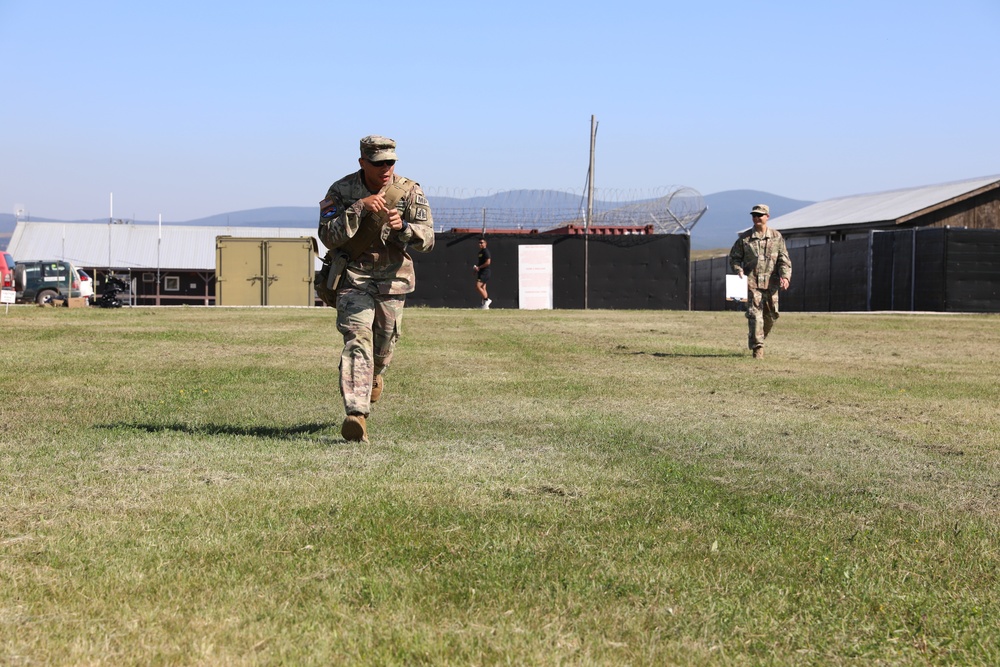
left=7, top=222, right=322, bottom=270
left=769, top=175, right=1000, bottom=233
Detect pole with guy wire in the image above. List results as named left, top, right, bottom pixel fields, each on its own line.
left=585, top=115, right=597, bottom=310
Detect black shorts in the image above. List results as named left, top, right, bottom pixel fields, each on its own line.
left=477, top=270, right=491, bottom=283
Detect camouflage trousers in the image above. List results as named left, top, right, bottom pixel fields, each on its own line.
left=746, top=287, right=779, bottom=350
left=336, top=285, right=405, bottom=416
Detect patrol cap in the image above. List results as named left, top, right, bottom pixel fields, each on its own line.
left=751, top=204, right=770, bottom=216
left=360, top=135, right=398, bottom=162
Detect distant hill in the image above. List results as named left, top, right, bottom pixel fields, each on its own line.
left=695, top=191, right=813, bottom=250
left=1, top=190, right=813, bottom=253
left=181, top=207, right=317, bottom=227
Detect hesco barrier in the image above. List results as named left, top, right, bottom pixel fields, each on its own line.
left=408, top=233, right=690, bottom=309
left=692, top=227, right=1000, bottom=312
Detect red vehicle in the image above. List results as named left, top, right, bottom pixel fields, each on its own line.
left=0, top=252, right=14, bottom=290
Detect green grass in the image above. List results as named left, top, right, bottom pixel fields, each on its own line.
left=2, top=305, right=999, bottom=665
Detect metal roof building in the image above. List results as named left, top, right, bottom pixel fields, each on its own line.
left=7, top=221, right=323, bottom=305
left=7, top=221, right=321, bottom=270
left=768, top=174, right=1000, bottom=245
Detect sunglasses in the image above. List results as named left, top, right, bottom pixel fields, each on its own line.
left=368, top=159, right=396, bottom=167
left=751, top=213, right=766, bottom=218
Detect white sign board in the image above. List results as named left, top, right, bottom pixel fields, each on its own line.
left=518, top=245, right=553, bottom=310
left=0, top=288, right=15, bottom=304
left=726, top=274, right=748, bottom=301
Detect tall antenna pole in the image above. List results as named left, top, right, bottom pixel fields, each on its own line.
left=108, top=193, right=113, bottom=277
left=158, top=214, right=162, bottom=306
left=585, top=115, right=597, bottom=310
left=587, top=115, right=596, bottom=232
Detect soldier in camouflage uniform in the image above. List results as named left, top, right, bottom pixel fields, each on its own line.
left=729, top=204, right=791, bottom=359
left=318, top=135, right=434, bottom=442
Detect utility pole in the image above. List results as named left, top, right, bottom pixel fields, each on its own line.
left=585, top=115, right=597, bottom=309
left=108, top=193, right=113, bottom=283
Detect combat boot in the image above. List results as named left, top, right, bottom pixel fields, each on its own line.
left=752, top=347, right=764, bottom=359
left=370, top=374, right=384, bottom=403
left=341, top=414, right=368, bottom=442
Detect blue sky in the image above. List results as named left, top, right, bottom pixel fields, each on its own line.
left=2, top=0, right=998, bottom=222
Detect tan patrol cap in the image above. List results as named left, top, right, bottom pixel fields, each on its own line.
left=360, top=135, right=397, bottom=161
left=751, top=204, right=770, bottom=216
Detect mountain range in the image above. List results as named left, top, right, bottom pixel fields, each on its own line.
left=0, top=190, right=813, bottom=252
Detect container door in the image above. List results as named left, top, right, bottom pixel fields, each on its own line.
left=216, top=238, right=265, bottom=306
left=264, top=239, right=315, bottom=306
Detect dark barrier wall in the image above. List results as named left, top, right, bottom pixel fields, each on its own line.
left=869, top=232, right=904, bottom=310
left=409, top=233, right=690, bottom=309
left=691, top=256, right=729, bottom=311
left=781, top=248, right=806, bottom=312
left=830, top=239, right=870, bottom=311
left=945, top=229, right=1000, bottom=311
left=800, top=245, right=832, bottom=312
left=691, top=228, right=1000, bottom=312
left=916, top=229, right=946, bottom=311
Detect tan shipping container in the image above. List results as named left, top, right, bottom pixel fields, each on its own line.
left=215, top=237, right=316, bottom=306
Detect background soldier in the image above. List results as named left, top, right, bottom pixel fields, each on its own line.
left=318, top=135, right=434, bottom=441
left=729, top=204, right=791, bottom=359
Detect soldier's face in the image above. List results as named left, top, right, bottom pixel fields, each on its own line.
left=752, top=213, right=768, bottom=229
left=360, top=157, right=395, bottom=191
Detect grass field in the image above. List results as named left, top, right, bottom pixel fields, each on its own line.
left=2, top=305, right=998, bottom=665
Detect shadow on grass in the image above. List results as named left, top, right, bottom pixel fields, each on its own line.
left=623, top=350, right=744, bottom=359
left=98, top=421, right=337, bottom=440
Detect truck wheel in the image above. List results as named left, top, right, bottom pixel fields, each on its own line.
left=36, top=289, right=58, bottom=305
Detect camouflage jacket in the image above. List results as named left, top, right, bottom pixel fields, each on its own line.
left=729, top=226, right=792, bottom=291
left=318, top=171, right=434, bottom=295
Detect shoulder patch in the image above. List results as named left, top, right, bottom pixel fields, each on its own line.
left=320, top=198, right=338, bottom=218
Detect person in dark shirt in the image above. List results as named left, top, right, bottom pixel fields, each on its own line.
left=473, top=237, right=492, bottom=309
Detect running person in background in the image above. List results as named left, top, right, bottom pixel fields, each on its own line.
left=474, top=237, right=492, bottom=309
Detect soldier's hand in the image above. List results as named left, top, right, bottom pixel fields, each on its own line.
left=360, top=194, right=387, bottom=213
left=780, top=277, right=790, bottom=290
left=385, top=208, right=403, bottom=230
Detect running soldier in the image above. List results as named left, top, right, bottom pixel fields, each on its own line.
left=317, top=135, right=434, bottom=441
